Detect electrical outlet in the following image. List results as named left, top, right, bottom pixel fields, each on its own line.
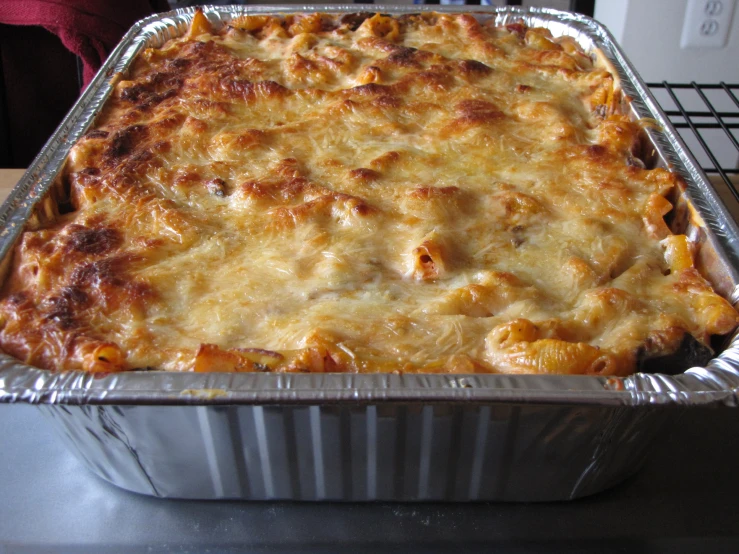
left=681, top=0, right=736, bottom=48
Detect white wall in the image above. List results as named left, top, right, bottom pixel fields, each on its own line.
left=594, top=0, right=739, bottom=82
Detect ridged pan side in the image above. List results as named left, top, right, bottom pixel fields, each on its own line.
left=40, top=402, right=675, bottom=501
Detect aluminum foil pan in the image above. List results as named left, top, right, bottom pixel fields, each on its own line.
left=1, top=5, right=739, bottom=501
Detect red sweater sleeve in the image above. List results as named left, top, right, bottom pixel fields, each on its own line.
left=0, top=0, right=170, bottom=87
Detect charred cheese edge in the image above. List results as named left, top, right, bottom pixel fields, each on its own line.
left=0, top=12, right=737, bottom=375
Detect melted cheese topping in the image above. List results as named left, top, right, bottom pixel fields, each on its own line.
left=1, top=12, right=737, bottom=375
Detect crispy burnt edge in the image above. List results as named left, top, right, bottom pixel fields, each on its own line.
left=637, top=334, right=712, bottom=375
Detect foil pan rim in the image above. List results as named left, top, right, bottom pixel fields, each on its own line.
left=1, top=353, right=737, bottom=407
left=2, top=5, right=739, bottom=407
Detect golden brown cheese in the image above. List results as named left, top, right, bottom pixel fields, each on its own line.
left=1, top=11, right=737, bottom=375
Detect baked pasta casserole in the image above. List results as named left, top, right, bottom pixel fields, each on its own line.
left=1, top=11, right=737, bottom=375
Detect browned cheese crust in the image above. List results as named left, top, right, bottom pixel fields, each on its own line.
left=1, top=12, right=737, bottom=374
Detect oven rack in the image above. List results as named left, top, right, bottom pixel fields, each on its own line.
left=648, top=82, right=739, bottom=217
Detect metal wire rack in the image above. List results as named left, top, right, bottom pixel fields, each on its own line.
left=648, top=82, right=739, bottom=219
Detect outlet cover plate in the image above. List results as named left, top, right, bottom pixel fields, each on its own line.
left=681, top=0, right=736, bottom=48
